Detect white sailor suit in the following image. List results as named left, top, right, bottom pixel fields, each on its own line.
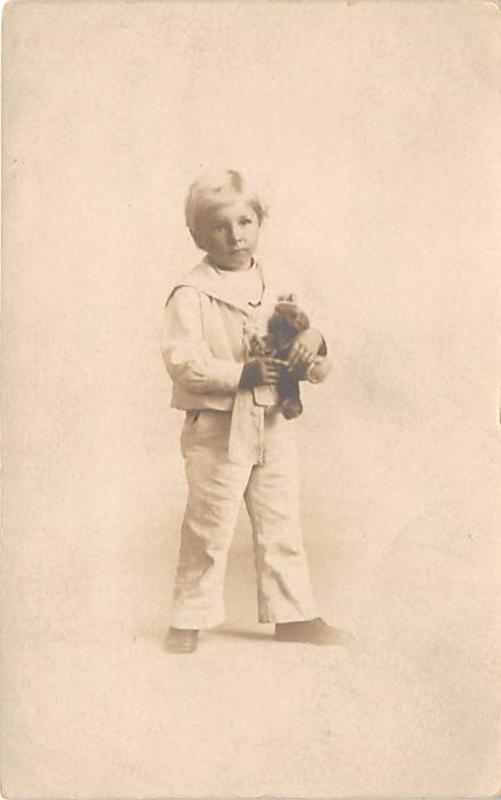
left=161, top=257, right=331, bottom=629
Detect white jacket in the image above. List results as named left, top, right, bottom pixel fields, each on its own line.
left=161, top=256, right=330, bottom=412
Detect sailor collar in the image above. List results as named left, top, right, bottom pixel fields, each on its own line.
left=167, top=256, right=266, bottom=315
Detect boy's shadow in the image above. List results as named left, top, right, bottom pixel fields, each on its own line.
left=212, top=625, right=272, bottom=642
left=212, top=624, right=353, bottom=646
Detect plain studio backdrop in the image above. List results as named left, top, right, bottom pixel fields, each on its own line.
left=1, top=1, right=500, bottom=797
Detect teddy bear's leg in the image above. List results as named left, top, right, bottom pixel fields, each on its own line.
left=279, top=374, right=303, bottom=420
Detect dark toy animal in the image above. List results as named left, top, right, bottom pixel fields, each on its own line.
left=249, top=295, right=310, bottom=419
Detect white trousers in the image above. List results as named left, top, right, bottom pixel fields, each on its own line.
left=170, top=407, right=319, bottom=629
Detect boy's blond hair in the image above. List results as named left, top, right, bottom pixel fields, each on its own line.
left=185, top=169, right=267, bottom=247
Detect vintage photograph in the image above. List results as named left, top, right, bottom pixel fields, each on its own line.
left=1, top=1, right=500, bottom=798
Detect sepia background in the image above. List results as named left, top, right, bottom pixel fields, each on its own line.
left=2, top=1, right=500, bottom=797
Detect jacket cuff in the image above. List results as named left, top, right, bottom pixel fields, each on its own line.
left=305, top=356, right=332, bottom=384
left=217, top=361, right=245, bottom=391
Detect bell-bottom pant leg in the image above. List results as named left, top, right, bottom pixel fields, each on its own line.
left=244, top=417, right=319, bottom=623
left=170, top=439, right=252, bottom=630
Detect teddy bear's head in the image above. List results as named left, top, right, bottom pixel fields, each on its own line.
left=267, top=294, right=310, bottom=355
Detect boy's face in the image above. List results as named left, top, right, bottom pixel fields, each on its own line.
left=196, top=198, right=260, bottom=270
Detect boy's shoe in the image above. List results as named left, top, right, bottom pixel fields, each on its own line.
left=166, top=627, right=199, bottom=654
left=274, top=617, right=340, bottom=646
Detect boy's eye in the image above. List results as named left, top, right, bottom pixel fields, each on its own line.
left=240, top=218, right=252, bottom=225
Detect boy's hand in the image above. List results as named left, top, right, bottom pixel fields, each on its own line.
left=287, top=329, right=324, bottom=370
left=239, top=357, right=287, bottom=389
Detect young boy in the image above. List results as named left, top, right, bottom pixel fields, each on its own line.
left=161, top=170, right=336, bottom=653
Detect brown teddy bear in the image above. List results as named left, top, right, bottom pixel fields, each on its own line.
left=249, top=294, right=311, bottom=419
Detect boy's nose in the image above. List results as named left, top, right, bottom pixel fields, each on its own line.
left=228, top=225, right=242, bottom=245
